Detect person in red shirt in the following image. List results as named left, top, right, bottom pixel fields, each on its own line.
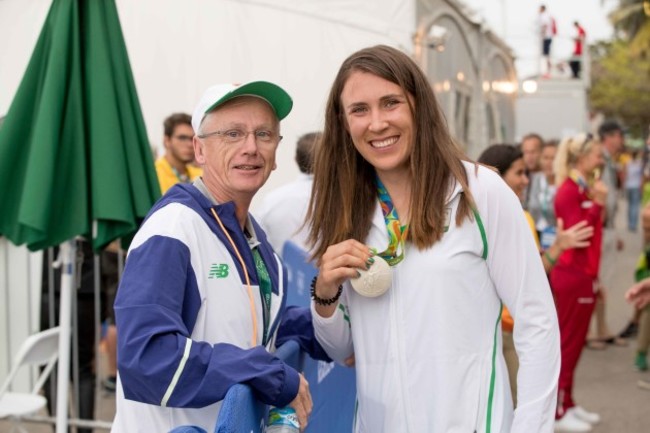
left=551, top=133, right=607, bottom=431
left=569, top=21, right=586, bottom=79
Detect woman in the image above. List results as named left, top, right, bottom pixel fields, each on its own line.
left=307, top=45, right=559, bottom=433
left=478, top=144, right=592, bottom=407
left=551, top=133, right=607, bottom=431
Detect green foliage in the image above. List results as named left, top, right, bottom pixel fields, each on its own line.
left=608, top=0, right=648, bottom=39
left=589, top=19, right=650, bottom=137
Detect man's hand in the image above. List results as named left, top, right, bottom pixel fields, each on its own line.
left=288, top=373, right=312, bottom=432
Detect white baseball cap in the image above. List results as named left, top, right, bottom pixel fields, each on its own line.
left=191, top=81, right=293, bottom=132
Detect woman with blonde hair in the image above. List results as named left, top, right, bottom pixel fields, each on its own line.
left=306, top=45, right=559, bottom=433
left=551, top=133, right=607, bottom=431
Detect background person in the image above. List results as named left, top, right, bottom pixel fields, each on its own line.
left=521, top=133, right=544, bottom=176
left=551, top=133, right=607, bottom=431
left=591, top=120, right=627, bottom=347
left=307, top=45, right=559, bottom=433
left=257, top=131, right=321, bottom=255
left=478, top=144, right=593, bottom=407
left=538, top=4, right=555, bottom=77
left=155, top=112, right=202, bottom=194
left=569, top=21, right=586, bottom=79
left=521, top=132, right=544, bottom=206
left=527, top=139, right=559, bottom=247
left=632, top=203, right=650, bottom=372
left=624, top=149, right=644, bottom=232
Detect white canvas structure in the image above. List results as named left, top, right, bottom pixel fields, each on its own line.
left=1, top=0, right=518, bottom=203
left=0, top=0, right=518, bottom=430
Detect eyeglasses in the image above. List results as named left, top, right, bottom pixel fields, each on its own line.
left=172, top=134, right=193, bottom=142
left=197, top=129, right=282, bottom=144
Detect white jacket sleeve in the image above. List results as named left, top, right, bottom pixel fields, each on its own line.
left=476, top=166, right=560, bottom=432
left=310, top=289, right=354, bottom=364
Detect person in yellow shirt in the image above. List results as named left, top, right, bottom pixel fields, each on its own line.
left=155, top=113, right=202, bottom=193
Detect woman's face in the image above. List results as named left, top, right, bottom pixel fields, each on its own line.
left=540, top=145, right=556, bottom=177
left=340, top=71, right=414, bottom=181
left=503, top=158, right=529, bottom=200
left=578, top=142, right=604, bottom=175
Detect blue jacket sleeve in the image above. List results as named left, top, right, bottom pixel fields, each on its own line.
left=276, top=306, right=332, bottom=362
left=114, top=235, right=300, bottom=409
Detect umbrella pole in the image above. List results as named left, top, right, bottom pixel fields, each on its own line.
left=55, top=240, right=75, bottom=433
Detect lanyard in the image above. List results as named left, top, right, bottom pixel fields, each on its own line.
left=540, top=176, right=552, bottom=220
left=210, top=208, right=269, bottom=348
left=569, top=169, right=589, bottom=193
left=376, top=177, right=408, bottom=266
left=252, top=248, right=272, bottom=345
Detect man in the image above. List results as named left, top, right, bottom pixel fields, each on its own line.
left=257, top=131, right=321, bottom=255
left=590, top=120, right=627, bottom=348
left=538, top=4, right=555, bottom=77
left=155, top=113, right=202, bottom=193
left=521, top=133, right=544, bottom=208
left=521, top=133, right=543, bottom=174
left=112, top=82, right=326, bottom=432
left=569, top=21, right=586, bottom=79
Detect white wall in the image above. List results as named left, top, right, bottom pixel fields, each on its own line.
left=0, top=0, right=415, bottom=211
left=515, top=79, right=589, bottom=141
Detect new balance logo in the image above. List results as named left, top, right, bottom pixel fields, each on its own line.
left=208, top=264, right=229, bottom=279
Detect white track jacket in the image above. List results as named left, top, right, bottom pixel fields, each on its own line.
left=312, top=163, right=560, bottom=433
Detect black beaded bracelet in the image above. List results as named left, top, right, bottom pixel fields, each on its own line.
left=310, top=276, right=343, bottom=306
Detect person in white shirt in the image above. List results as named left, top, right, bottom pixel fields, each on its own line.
left=305, top=44, right=560, bottom=433
left=257, top=132, right=321, bottom=255
left=538, top=4, right=555, bottom=77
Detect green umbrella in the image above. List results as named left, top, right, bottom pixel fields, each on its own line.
left=0, top=1, right=160, bottom=431
left=0, top=0, right=160, bottom=252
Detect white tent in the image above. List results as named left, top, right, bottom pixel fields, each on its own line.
left=1, top=0, right=415, bottom=204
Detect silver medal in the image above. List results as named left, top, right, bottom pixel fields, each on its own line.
left=350, top=256, right=392, bottom=297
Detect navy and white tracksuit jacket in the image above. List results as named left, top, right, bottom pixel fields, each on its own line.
left=112, top=182, right=326, bottom=432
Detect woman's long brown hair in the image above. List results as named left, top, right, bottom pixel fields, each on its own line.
left=307, top=45, right=475, bottom=261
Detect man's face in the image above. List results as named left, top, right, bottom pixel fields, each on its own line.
left=603, top=130, right=624, bottom=156
left=164, top=123, right=195, bottom=164
left=193, top=96, right=279, bottom=204
left=521, top=137, right=542, bottom=172
left=539, top=145, right=556, bottom=177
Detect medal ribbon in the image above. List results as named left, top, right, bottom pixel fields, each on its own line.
left=376, top=177, right=408, bottom=266
left=569, top=169, right=589, bottom=193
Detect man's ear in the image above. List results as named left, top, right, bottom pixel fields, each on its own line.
left=273, top=161, right=277, bottom=170
left=193, top=136, right=205, bottom=165
left=163, top=134, right=171, bottom=150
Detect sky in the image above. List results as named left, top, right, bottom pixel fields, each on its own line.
left=461, top=0, right=619, bottom=78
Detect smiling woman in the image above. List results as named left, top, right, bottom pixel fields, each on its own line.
left=341, top=71, right=413, bottom=186
left=306, top=45, right=560, bottom=433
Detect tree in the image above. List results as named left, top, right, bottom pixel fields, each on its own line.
left=589, top=1, right=650, bottom=136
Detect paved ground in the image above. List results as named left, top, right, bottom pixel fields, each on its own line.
left=3, top=197, right=649, bottom=432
